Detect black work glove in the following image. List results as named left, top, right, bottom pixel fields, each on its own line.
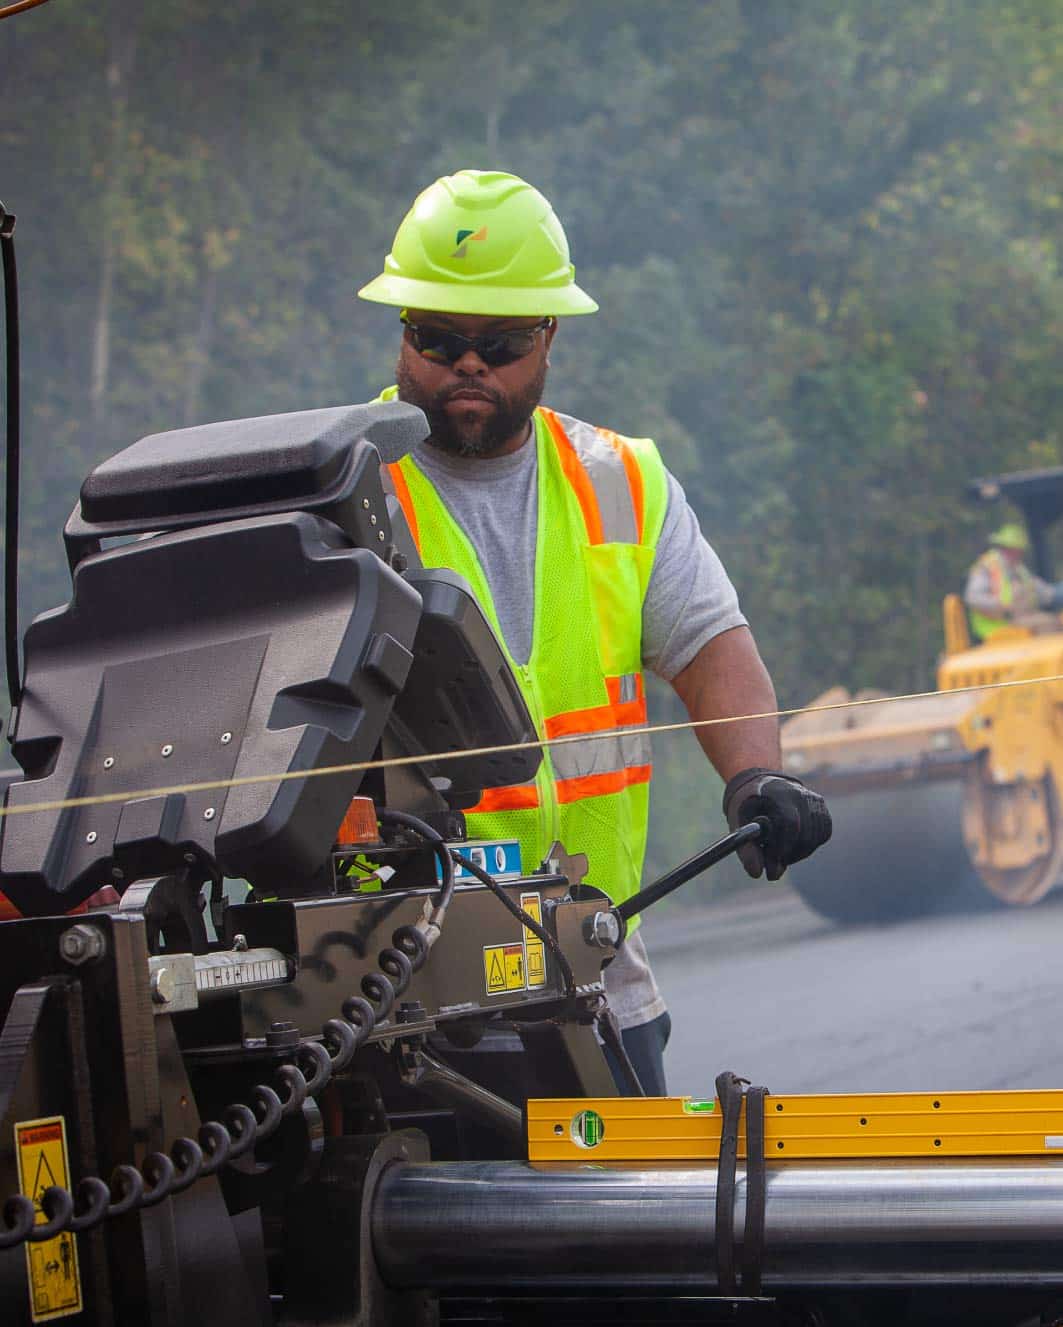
left=722, top=767, right=832, bottom=881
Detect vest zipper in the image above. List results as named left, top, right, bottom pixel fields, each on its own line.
left=518, top=662, right=560, bottom=856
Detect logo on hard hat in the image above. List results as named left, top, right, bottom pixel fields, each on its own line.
left=452, top=226, right=488, bottom=259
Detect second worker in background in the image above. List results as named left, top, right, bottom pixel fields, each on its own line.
left=964, top=523, right=1063, bottom=641
left=359, top=170, right=831, bottom=1093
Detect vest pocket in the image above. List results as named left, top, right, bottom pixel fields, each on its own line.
left=581, top=542, right=654, bottom=676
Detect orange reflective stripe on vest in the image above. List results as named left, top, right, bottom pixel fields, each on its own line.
left=384, top=461, right=422, bottom=555
left=540, top=408, right=645, bottom=547
left=540, top=407, right=605, bottom=545
left=982, top=549, right=1009, bottom=604
left=545, top=673, right=647, bottom=739
left=476, top=674, right=648, bottom=816
left=555, top=763, right=652, bottom=805
left=469, top=782, right=541, bottom=813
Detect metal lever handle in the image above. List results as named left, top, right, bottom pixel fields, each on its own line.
left=613, top=820, right=766, bottom=926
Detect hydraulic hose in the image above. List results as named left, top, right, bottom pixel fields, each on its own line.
left=451, top=847, right=575, bottom=997
left=376, top=810, right=567, bottom=989
left=377, top=807, right=455, bottom=932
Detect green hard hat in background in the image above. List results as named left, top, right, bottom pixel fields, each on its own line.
left=989, top=522, right=1030, bottom=551
left=358, top=169, right=598, bottom=317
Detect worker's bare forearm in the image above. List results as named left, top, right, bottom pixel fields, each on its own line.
left=669, top=626, right=781, bottom=782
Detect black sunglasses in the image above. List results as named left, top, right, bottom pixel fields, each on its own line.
left=401, top=314, right=553, bottom=367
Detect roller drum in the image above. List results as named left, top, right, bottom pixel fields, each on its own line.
left=372, top=1159, right=1063, bottom=1290
left=786, top=777, right=984, bottom=923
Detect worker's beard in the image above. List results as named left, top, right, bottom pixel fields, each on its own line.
left=396, top=359, right=545, bottom=459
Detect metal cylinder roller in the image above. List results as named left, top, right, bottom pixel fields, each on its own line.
left=372, top=1160, right=1063, bottom=1289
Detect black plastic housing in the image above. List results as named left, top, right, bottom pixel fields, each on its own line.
left=1, top=402, right=541, bottom=914
left=391, top=569, right=538, bottom=800
left=64, top=401, right=428, bottom=570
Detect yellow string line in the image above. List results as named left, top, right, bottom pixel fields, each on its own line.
left=0, top=0, right=51, bottom=20
left=2, top=669, right=1061, bottom=821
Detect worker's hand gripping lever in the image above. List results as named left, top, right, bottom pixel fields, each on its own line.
left=583, top=820, right=768, bottom=949
left=723, top=767, right=832, bottom=880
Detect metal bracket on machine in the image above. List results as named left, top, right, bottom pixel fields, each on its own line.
left=0, top=914, right=269, bottom=1326
left=541, top=840, right=589, bottom=888
left=279, top=1129, right=435, bottom=1327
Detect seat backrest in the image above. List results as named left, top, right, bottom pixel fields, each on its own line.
left=942, top=593, right=972, bottom=655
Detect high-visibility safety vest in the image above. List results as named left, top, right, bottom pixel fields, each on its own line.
left=968, top=548, right=1037, bottom=641
left=379, top=394, right=669, bottom=919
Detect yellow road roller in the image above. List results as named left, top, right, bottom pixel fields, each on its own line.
left=781, top=466, right=1063, bottom=922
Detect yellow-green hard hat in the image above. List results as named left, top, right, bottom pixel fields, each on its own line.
left=990, top=522, right=1029, bottom=551
left=358, top=170, right=598, bottom=317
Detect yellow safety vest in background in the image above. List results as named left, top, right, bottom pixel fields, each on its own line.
left=969, top=548, right=1037, bottom=641
left=380, top=395, right=669, bottom=918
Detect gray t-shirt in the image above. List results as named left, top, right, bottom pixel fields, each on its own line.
left=410, top=430, right=746, bottom=678
left=407, top=418, right=747, bottom=1031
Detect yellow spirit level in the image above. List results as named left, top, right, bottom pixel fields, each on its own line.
left=527, top=1090, right=1063, bottom=1162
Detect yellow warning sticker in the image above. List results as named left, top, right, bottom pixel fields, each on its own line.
left=483, top=942, right=527, bottom=994
left=14, top=1116, right=82, bottom=1323
left=520, top=892, right=547, bottom=988
left=504, top=943, right=525, bottom=989
left=484, top=945, right=507, bottom=993
left=519, top=892, right=542, bottom=930
left=526, top=941, right=546, bottom=985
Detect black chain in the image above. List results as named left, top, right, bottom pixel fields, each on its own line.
left=0, top=922, right=430, bottom=1250
left=0, top=817, right=556, bottom=1250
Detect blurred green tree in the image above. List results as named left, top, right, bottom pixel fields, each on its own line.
left=3, top=0, right=1063, bottom=894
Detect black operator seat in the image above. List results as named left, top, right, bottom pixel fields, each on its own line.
left=1, top=403, right=539, bottom=916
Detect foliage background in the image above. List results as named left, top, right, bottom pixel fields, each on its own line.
left=2, top=0, right=1063, bottom=888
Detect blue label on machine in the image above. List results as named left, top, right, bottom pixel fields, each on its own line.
left=440, top=839, right=524, bottom=882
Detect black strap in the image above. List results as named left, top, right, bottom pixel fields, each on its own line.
left=741, top=1083, right=769, bottom=1295
left=595, top=1002, right=645, bottom=1096
left=713, top=1070, right=744, bottom=1295
left=713, top=1071, right=770, bottom=1299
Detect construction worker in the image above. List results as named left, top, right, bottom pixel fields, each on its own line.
left=964, top=524, right=1063, bottom=640
left=359, top=170, right=831, bottom=1093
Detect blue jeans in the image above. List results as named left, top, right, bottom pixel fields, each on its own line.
left=603, top=1010, right=672, bottom=1096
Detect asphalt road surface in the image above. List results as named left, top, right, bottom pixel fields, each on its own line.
left=640, top=882, right=1063, bottom=1099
